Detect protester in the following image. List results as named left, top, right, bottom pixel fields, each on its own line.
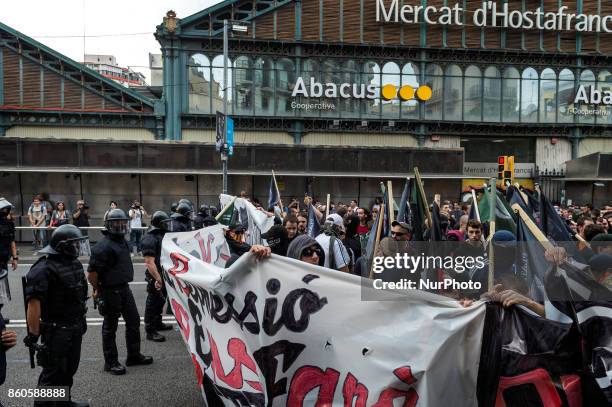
left=50, top=201, right=71, bottom=227
left=315, top=214, right=350, bottom=272
left=372, top=221, right=415, bottom=282
left=28, top=196, right=47, bottom=250
left=261, top=225, right=289, bottom=256
left=297, top=212, right=308, bottom=235
left=287, top=234, right=325, bottom=266
left=343, top=214, right=362, bottom=267
left=283, top=215, right=298, bottom=245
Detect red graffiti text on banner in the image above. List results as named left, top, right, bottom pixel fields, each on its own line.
left=208, top=332, right=263, bottom=393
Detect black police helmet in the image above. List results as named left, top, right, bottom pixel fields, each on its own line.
left=151, top=210, right=171, bottom=231
left=41, top=224, right=87, bottom=258
left=176, top=202, right=193, bottom=218
left=104, top=208, right=130, bottom=235
left=209, top=206, right=219, bottom=217
left=170, top=202, right=178, bottom=213
left=199, top=204, right=209, bottom=215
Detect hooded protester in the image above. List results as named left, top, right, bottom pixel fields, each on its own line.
left=261, top=225, right=289, bottom=256
left=287, top=235, right=325, bottom=267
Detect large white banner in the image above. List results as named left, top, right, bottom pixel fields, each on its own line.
left=219, top=194, right=275, bottom=245
left=162, top=228, right=486, bottom=406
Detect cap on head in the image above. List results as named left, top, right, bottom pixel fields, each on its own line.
left=391, top=220, right=412, bottom=233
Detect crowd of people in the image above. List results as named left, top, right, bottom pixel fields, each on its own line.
left=0, top=190, right=609, bottom=405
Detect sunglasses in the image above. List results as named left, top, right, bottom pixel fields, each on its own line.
left=302, top=247, right=322, bottom=257
left=391, top=231, right=406, bottom=237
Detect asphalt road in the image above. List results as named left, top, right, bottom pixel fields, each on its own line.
left=0, top=262, right=204, bottom=407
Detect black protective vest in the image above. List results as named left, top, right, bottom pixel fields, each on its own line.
left=33, top=256, right=87, bottom=322
left=0, top=217, right=14, bottom=261
left=93, top=236, right=134, bottom=286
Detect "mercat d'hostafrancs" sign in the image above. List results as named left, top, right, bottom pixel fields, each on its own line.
left=376, top=0, right=612, bottom=33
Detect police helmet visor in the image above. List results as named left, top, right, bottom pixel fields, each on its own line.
left=106, top=219, right=130, bottom=234
left=57, top=236, right=89, bottom=258
left=160, top=218, right=173, bottom=232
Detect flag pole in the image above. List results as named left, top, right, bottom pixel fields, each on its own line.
left=511, top=203, right=554, bottom=251
left=215, top=196, right=237, bottom=221
left=514, top=182, right=529, bottom=206
left=272, top=170, right=285, bottom=217
left=325, top=194, right=330, bottom=219
left=413, top=167, right=432, bottom=228
left=369, top=202, right=386, bottom=279
left=471, top=189, right=480, bottom=221
left=387, top=180, right=395, bottom=224
left=487, top=178, right=496, bottom=292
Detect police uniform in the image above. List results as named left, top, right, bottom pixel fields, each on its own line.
left=0, top=215, right=15, bottom=311
left=140, top=228, right=168, bottom=336
left=25, top=253, right=87, bottom=403
left=169, top=214, right=191, bottom=232
left=89, top=233, right=142, bottom=365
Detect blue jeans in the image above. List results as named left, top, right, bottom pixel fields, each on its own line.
left=32, top=227, right=45, bottom=249
left=129, top=229, right=143, bottom=253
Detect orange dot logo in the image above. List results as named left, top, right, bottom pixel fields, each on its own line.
left=398, top=86, right=415, bottom=101
left=416, top=85, right=432, bottom=101
left=381, top=84, right=398, bottom=101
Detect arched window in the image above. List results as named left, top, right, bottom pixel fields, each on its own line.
left=211, top=55, right=232, bottom=114
left=362, top=61, right=380, bottom=118
left=321, top=59, right=341, bottom=118
left=276, top=58, right=296, bottom=117
left=521, top=67, right=539, bottom=122
left=483, top=66, right=501, bottom=122
left=188, top=53, right=211, bottom=114
left=464, top=65, right=482, bottom=121
left=579, top=69, right=596, bottom=124
left=502, top=67, right=520, bottom=122
left=401, top=62, right=419, bottom=119
left=444, top=64, right=463, bottom=121
left=558, top=69, right=574, bottom=123
left=597, top=70, right=612, bottom=124
left=381, top=62, right=400, bottom=119
left=539, top=68, right=556, bottom=123
left=234, top=56, right=253, bottom=115
left=254, top=57, right=274, bottom=116
left=424, top=64, right=443, bottom=120
left=340, top=60, right=359, bottom=118
left=300, top=59, right=320, bottom=118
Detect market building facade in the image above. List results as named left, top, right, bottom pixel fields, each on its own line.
left=1, top=0, right=611, bottom=230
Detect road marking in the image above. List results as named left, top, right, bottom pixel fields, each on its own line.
left=7, top=316, right=176, bottom=328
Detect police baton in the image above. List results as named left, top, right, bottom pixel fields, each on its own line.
left=21, top=276, right=36, bottom=368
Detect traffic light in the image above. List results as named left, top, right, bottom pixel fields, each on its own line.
left=497, top=155, right=515, bottom=188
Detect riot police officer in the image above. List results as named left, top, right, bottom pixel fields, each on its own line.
left=24, top=224, right=89, bottom=407
left=169, top=201, right=193, bottom=232
left=194, top=204, right=219, bottom=229
left=0, top=198, right=17, bottom=323
left=141, top=211, right=172, bottom=342
left=87, top=209, right=152, bottom=375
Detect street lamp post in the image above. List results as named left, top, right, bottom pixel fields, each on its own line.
left=221, top=20, right=248, bottom=195
left=222, top=19, right=229, bottom=194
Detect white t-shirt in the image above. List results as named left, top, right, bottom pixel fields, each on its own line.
left=129, top=208, right=143, bottom=228
left=315, top=233, right=350, bottom=270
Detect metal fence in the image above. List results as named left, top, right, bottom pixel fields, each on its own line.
left=535, top=167, right=565, bottom=204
